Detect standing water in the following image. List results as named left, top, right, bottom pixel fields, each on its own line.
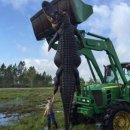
left=0, top=113, right=19, bottom=126
left=0, top=113, right=31, bottom=126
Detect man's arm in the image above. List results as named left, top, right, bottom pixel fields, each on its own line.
left=43, top=109, right=47, bottom=116
left=51, top=95, right=55, bottom=104
left=43, top=104, right=48, bottom=116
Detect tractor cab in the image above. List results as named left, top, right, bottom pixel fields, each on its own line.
left=105, top=63, right=130, bottom=84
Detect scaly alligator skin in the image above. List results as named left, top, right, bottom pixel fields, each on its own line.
left=42, top=1, right=83, bottom=130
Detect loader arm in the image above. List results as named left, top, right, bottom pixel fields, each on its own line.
left=79, top=32, right=129, bottom=86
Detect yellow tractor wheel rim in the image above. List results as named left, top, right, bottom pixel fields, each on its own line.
left=113, top=111, right=130, bottom=130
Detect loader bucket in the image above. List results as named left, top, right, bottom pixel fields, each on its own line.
left=30, top=0, right=93, bottom=40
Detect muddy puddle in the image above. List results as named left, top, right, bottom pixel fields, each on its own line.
left=0, top=113, right=30, bottom=126
left=0, top=113, right=18, bottom=126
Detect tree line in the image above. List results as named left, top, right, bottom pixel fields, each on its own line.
left=0, top=61, right=97, bottom=88
left=0, top=61, right=52, bottom=88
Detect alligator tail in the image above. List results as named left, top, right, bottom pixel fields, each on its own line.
left=61, top=70, right=75, bottom=130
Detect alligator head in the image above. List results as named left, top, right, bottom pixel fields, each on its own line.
left=42, top=1, right=63, bottom=30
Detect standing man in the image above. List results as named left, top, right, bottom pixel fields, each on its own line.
left=44, top=95, right=58, bottom=130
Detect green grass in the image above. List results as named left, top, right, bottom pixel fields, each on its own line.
left=0, top=88, right=101, bottom=130
left=0, top=88, right=64, bottom=130
left=0, top=88, right=62, bottom=113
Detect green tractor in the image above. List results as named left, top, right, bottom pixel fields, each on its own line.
left=71, top=32, right=130, bottom=130
left=30, top=0, right=130, bottom=129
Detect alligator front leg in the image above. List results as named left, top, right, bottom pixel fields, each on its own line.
left=48, top=32, right=59, bottom=51
left=54, top=66, right=63, bottom=95
left=74, top=27, right=84, bottom=48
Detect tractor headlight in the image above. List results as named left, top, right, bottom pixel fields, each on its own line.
left=82, top=99, right=86, bottom=102
left=86, top=100, right=90, bottom=103
left=82, top=99, right=90, bottom=103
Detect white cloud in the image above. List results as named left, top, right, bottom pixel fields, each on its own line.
left=24, top=58, right=57, bottom=77
left=25, top=40, right=57, bottom=79
left=41, top=40, right=56, bottom=59
left=78, top=56, right=92, bottom=80
left=79, top=4, right=111, bottom=35
left=17, top=44, right=27, bottom=53
left=110, top=3, right=130, bottom=61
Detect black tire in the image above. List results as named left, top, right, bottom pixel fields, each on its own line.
left=103, top=101, right=130, bottom=130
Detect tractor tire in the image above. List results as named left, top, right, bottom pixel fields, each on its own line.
left=103, top=101, right=130, bottom=130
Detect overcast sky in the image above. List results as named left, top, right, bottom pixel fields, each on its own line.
left=0, top=0, right=130, bottom=81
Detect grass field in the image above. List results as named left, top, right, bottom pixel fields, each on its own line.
left=0, top=88, right=102, bottom=130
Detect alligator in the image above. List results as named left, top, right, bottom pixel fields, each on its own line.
left=42, top=1, right=84, bottom=130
